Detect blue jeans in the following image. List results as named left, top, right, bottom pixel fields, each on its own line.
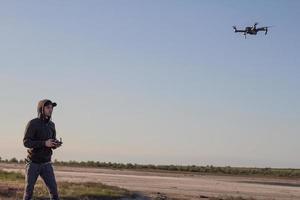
left=23, top=161, right=59, bottom=200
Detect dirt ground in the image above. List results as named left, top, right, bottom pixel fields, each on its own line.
left=1, top=163, right=300, bottom=200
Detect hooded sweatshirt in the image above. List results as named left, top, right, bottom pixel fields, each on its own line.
left=23, top=99, right=57, bottom=163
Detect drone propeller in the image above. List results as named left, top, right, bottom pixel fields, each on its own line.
left=263, top=26, right=273, bottom=35
left=232, top=26, right=237, bottom=32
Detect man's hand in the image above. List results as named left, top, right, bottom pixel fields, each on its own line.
left=53, top=141, right=62, bottom=148
left=45, top=139, right=56, bottom=148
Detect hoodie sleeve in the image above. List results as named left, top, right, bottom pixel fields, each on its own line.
left=52, top=123, right=57, bottom=140
left=51, top=123, right=58, bottom=149
left=23, top=121, right=45, bottom=148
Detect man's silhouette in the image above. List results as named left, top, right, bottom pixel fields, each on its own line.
left=23, top=99, right=62, bottom=200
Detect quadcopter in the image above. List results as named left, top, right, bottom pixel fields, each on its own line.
left=233, top=22, right=271, bottom=38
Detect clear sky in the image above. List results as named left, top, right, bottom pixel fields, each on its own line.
left=0, top=0, right=299, bottom=168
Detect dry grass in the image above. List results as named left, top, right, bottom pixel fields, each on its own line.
left=0, top=170, right=135, bottom=200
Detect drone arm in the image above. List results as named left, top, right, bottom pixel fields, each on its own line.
left=256, top=27, right=269, bottom=35
left=256, top=27, right=265, bottom=31
left=235, top=30, right=246, bottom=33
left=253, top=22, right=258, bottom=29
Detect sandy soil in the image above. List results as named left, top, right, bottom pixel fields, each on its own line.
left=1, top=163, right=300, bottom=200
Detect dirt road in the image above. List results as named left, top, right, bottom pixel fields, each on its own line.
left=1, top=163, right=300, bottom=200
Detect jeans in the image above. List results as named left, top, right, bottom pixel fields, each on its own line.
left=23, top=161, right=59, bottom=200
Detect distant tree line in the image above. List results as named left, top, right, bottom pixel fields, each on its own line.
left=1, top=156, right=299, bottom=177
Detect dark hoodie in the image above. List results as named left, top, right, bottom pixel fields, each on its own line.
left=23, top=99, right=57, bottom=163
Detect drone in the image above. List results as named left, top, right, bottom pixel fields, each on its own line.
left=233, top=22, right=271, bottom=38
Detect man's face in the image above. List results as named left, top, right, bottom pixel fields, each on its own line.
left=43, top=104, right=53, bottom=117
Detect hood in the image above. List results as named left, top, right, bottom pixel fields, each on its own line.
left=37, top=99, right=57, bottom=121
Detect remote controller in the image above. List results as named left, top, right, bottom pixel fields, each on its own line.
left=54, top=137, right=63, bottom=146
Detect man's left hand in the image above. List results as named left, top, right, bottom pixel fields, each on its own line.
left=52, top=140, right=62, bottom=149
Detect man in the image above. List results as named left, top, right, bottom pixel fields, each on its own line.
left=23, top=99, right=62, bottom=200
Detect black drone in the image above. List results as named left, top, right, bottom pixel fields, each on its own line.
left=233, top=22, right=271, bottom=38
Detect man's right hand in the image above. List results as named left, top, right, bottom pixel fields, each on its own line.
left=45, top=139, right=56, bottom=148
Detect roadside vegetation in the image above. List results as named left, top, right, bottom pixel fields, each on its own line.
left=1, top=156, right=300, bottom=178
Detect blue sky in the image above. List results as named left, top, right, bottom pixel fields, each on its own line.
left=0, top=0, right=299, bottom=168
